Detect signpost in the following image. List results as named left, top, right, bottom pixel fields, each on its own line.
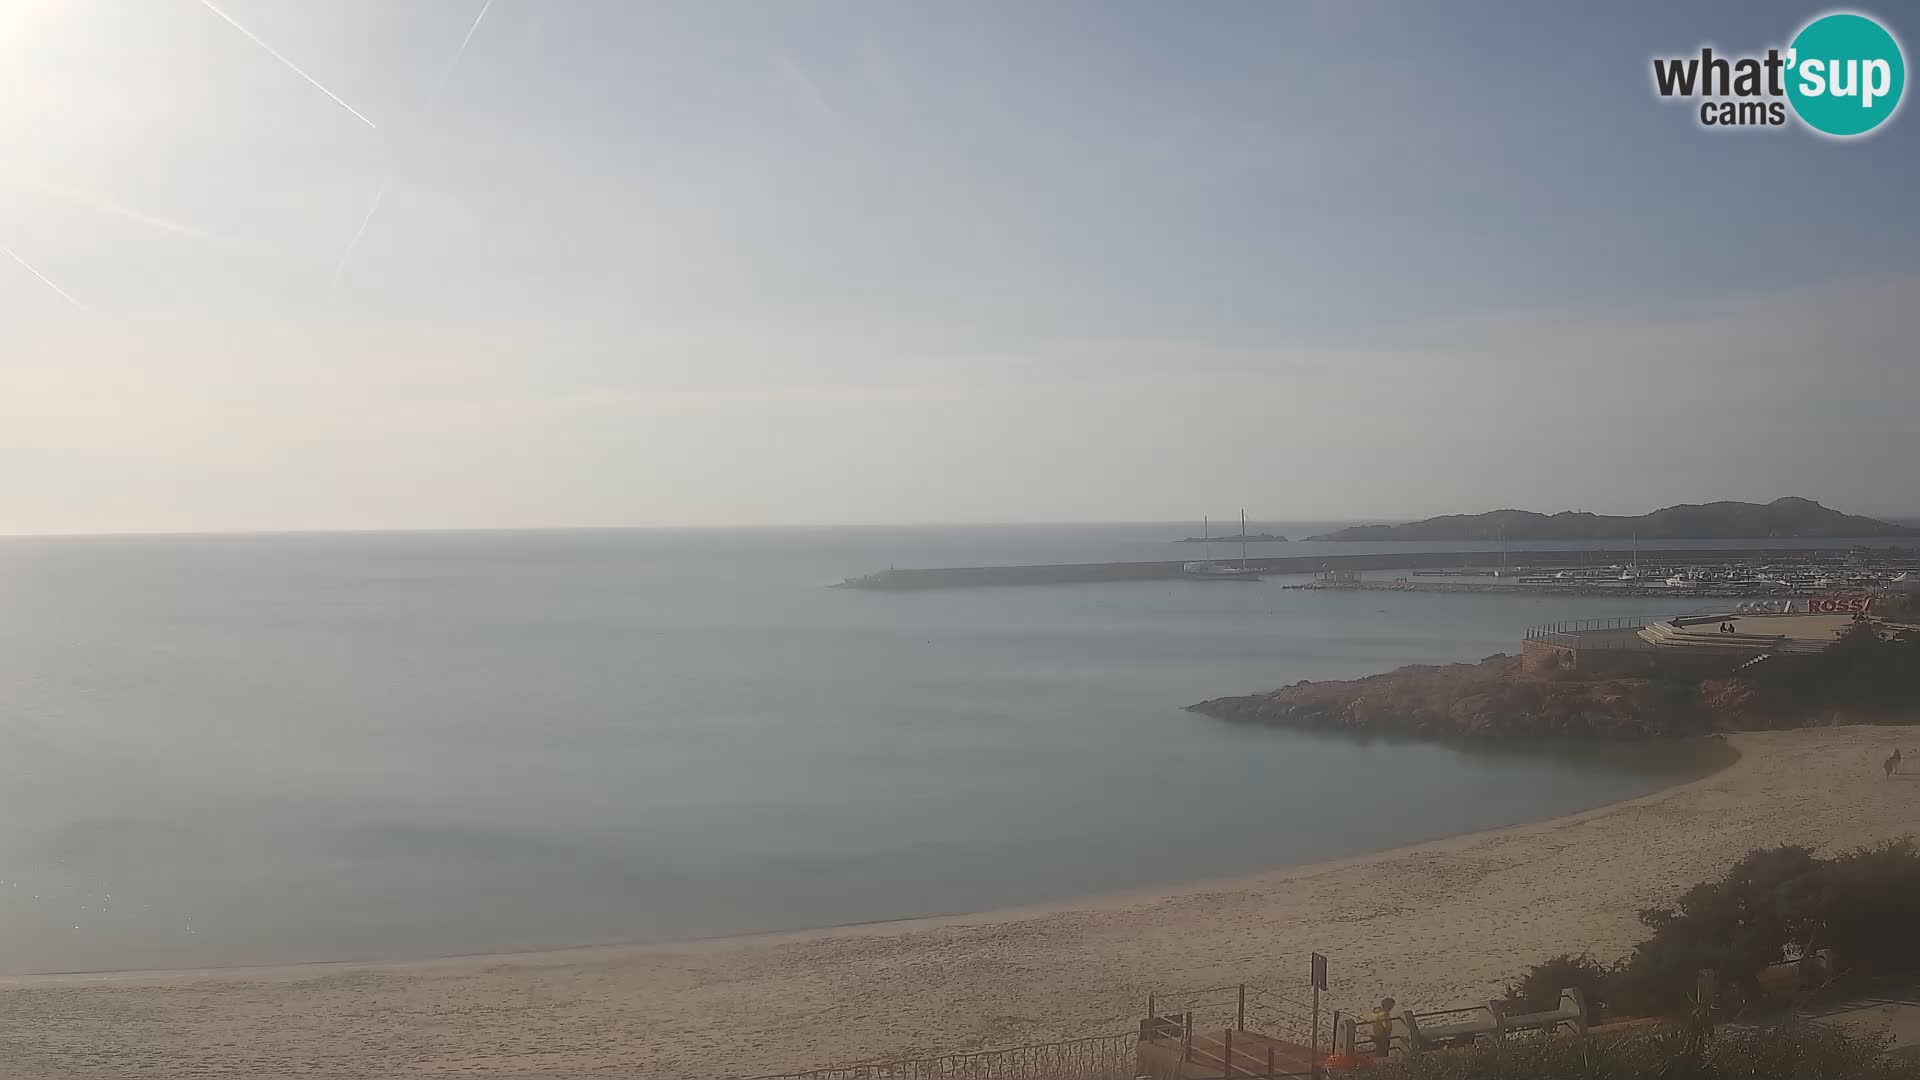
left=1311, top=953, right=1328, bottom=1080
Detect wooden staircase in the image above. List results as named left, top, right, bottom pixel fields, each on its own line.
left=1139, top=1024, right=1317, bottom=1078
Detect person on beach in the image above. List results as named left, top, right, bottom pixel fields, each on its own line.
left=1888, top=749, right=1903, bottom=777
left=1372, top=997, right=1396, bottom=1059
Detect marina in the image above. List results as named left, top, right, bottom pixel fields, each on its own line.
left=837, top=545, right=1920, bottom=595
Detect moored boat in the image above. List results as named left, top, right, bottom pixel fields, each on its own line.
left=1184, top=510, right=1263, bottom=580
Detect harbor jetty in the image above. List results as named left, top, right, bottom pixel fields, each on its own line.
left=835, top=546, right=1918, bottom=591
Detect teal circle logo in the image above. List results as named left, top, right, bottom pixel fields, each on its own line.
left=1787, top=12, right=1906, bottom=137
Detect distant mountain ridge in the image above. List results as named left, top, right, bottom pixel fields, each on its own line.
left=1307, top=498, right=1917, bottom=542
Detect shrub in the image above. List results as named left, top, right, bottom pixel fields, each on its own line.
left=1507, top=840, right=1920, bottom=1021
left=1811, top=838, right=1920, bottom=977
left=1749, top=623, right=1920, bottom=718
left=1612, top=844, right=1827, bottom=1016
left=1366, top=1022, right=1916, bottom=1080
left=1501, top=954, right=1614, bottom=1020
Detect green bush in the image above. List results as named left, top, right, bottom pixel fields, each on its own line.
left=1501, top=954, right=1614, bottom=1020
left=1612, top=844, right=1826, bottom=1016
left=1818, top=838, right=1920, bottom=977
left=1502, top=840, right=1920, bottom=1021
left=1747, top=623, right=1920, bottom=717
left=1367, top=1023, right=1916, bottom=1080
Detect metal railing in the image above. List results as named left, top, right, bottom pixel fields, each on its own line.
left=1524, top=617, right=1661, bottom=650
left=1333, top=989, right=1587, bottom=1061
left=1525, top=616, right=1660, bottom=636
left=746, top=1032, right=1138, bottom=1080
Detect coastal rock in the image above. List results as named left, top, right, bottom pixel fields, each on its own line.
left=1189, top=622, right=1920, bottom=739
left=1188, top=655, right=1714, bottom=739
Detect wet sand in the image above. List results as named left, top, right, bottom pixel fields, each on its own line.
left=4, top=726, right=1917, bottom=1078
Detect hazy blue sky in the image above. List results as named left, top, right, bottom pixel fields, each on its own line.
left=2, top=1, right=1915, bottom=532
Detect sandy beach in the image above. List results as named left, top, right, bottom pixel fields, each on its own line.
left=4, top=725, right=1918, bottom=1078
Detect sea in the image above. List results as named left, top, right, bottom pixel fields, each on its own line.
left=4, top=521, right=1875, bottom=975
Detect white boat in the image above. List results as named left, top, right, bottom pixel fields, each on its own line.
left=1184, top=511, right=1262, bottom=580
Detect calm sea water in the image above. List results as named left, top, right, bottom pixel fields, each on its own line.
left=0, top=524, right=1776, bottom=974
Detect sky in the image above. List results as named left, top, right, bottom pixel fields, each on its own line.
left=1, top=0, right=1916, bottom=533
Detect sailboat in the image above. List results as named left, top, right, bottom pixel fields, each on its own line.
left=1490, top=519, right=1522, bottom=577
left=1620, top=531, right=1641, bottom=581
left=1183, top=511, right=1263, bottom=580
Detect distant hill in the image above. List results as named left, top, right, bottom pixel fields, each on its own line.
left=1307, top=498, right=1918, bottom=542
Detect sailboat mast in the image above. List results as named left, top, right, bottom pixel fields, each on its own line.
left=1204, top=516, right=1212, bottom=563
left=1241, top=509, right=1249, bottom=570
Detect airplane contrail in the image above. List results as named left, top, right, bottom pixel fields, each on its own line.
left=328, top=179, right=390, bottom=300
left=196, top=0, right=377, bottom=128
left=329, top=0, right=494, bottom=303
left=3, top=243, right=86, bottom=310
left=5, top=170, right=226, bottom=245
left=427, top=0, right=496, bottom=113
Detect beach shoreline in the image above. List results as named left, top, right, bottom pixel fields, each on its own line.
left=4, top=725, right=1916, bottom=1077
left=0, top=738, right=1737, bottom=986
left=0, top=737, right=1737, bottom=988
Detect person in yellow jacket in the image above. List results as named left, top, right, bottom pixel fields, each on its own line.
left=1371, top=997, right=1396, bottom=1059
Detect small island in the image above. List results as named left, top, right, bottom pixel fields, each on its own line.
left=1176, top=531, right=1288, bottom=544
left=1307, top=496, right=1915, bottom=542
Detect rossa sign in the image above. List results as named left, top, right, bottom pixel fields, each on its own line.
left=1807, top=594, right=1875, bottom=614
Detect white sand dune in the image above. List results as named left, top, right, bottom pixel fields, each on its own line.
left=4, top=726, right=1917, bottom=1078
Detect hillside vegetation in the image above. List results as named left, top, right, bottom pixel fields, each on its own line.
left=1372, top=842, right=1920, bottom=1078
left=1367, top=1023, right=1915, bottom=1080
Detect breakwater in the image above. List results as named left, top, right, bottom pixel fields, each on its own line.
left=833, top=546, right=1892, bottom=590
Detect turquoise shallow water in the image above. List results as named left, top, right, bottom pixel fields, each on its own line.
left=0, top=524, right=1742, bottom=974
